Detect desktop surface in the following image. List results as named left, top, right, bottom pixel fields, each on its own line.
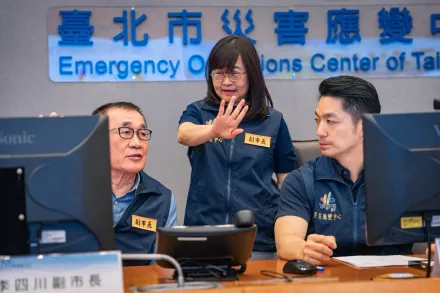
left=122, top=258, right=439, bottom=293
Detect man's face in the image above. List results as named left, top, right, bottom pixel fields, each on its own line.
left=314, top=96, right=363, bottom=160
left=107, top=108, right=148, bottom=174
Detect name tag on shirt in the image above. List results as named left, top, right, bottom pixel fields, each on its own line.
left=400, top=216, right=423, bottom=229
left=132, top=215, right=157, bottom=232
left=244, top=133, right=271, bottom=148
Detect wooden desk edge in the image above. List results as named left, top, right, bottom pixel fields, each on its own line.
left=125, top=275, right=440, bottom=293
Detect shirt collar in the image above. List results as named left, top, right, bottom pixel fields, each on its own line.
left=136, top=171, right=164, bottom=196
left=331, top=159, right=364, bottom=184
left=314, top=157, right=356, bottom=181
left=332, top=159, right=349, bottom=179
left=314, top=157, right=341, bottom=180
left=112, top=173, right=140, bottom=199
left=201, top=100, right=220, bottom=112
left=128, top=173, right=141, bottom=193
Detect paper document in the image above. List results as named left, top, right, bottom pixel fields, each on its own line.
left=333, top=255, right=427, bottom=268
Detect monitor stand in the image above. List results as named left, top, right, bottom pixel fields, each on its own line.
left=0, top=167, right=29, bottom=256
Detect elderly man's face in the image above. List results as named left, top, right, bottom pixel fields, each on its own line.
left=107, top=108, right=149, bottom=175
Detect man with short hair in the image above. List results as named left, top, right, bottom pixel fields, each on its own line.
left=92, top=102, right=177, bottom=263
left=275, top=76, right=412, bottom=265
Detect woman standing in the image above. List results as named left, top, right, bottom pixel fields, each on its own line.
left=177, top=35, right=296, bottom=259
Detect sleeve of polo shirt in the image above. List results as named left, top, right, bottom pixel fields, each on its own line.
left=152, top=194, right=177, bottom=256
left=178, top=103, right=203, bottom=126
left=276, top=171, right=311, bottom=222
left=273, top=117, right=297, bottom=173
left=165, top=193, right=177, bottom=227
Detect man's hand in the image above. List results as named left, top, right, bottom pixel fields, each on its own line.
left=303, top=234, right=337, bottom=266
left=211, top=96, right=248, bottom=140
left=426, top=243, right=435, bottom=256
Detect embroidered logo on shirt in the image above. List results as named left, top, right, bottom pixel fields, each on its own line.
left=314, top=212, right=342, bottom=221
left=244, top=133, right=271, bottom=148
left=132, top=215, right=157, bottom=232
left=319, top=192, right=336, bottom=212
left=205, top=119, right=223, bottom=143
left=315, top=192, right=341, bottom=221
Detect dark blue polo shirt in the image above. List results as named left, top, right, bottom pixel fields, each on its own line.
left=179, top=101, right=295, bottom=174
left=277, top=156, right=412, bottom=256
left=114, top=171, right=174, bottom=265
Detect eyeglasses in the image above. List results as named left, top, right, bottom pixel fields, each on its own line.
left=109, top=127, right=152, bottom=141
left=211, top=71, right=247, bottom=82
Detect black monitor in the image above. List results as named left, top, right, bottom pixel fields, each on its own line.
left=156, top=210, right=257, bottom=281
left=364, top=112, right=440, bottom=248
left=0, top=115, right=114, bottom=256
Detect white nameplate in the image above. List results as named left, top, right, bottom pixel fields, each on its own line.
left=0, top=251, right=123, bottom=293
left=433, top=238, right=440, bottom=278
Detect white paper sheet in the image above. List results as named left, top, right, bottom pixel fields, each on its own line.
left=333, top=255, right=427, bottom=268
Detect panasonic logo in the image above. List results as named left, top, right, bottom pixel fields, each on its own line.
left=0, top=131, right=35, bottom=145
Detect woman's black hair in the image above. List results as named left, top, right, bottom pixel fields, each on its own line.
left=204, top=35, right=273, bottom=120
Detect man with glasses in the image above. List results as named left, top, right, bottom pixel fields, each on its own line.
left=92, top=102, right=177, bottom=265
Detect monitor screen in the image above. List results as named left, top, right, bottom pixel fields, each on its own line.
left=0, top=115, right=114, bottom=255
left=364, top=112, right=440, bottom=246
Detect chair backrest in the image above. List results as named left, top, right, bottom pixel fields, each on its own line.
left=412, top=242, right=428, bottom=254
left=293, top=140, right=321, bottom=167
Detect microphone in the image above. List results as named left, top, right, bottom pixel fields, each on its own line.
left=232, top=210, right=255, bottom=228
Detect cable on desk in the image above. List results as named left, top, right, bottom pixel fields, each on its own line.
left=227, top=271, right=338, bottom=286
left=260, top=270, right=309, bottom=282
left=260, top=270, right=295, bottom=282
left=130, top=281, right=221, bottom=292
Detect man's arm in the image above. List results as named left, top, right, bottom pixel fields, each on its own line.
left=152, top=194, right=177, bottom=255
left=275, top=171, right=310, bottom=260
left=275, top=217, right=336, bottom=264
left=165, top=194, right=177, bottom=227
left=275, top=171, right=337, bottom=265
left=276, top=173, right=289, bottom=189
left=275, top=215, right=308, bottom=259
left=426, top=243, right=436, bottom=256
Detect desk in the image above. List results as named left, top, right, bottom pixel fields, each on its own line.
left=123, top=259, right=439, bottom=292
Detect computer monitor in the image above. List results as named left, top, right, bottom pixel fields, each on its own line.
left=0, top=115, right=114, bottom=256
left=364, top=112, right=440, bottom=246
left=155, top=211, right=257, bottom=281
